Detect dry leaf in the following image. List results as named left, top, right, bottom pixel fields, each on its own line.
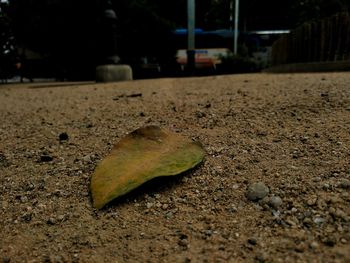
left=90, top=126, right=205, bottom=209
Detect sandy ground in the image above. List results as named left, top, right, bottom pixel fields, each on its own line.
left=0, top=72, right=349, bottom=263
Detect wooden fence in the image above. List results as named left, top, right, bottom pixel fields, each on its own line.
left=271, top=12, right=350, bottom=66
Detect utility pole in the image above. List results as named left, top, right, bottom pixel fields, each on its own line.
left=187, top=0, right=195, bottom=74
left=230, top=0, right=233, bottom=31
left=234, top=0, right=239, bottom=55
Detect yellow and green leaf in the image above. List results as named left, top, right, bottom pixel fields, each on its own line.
left=90, top=126, right=205, bottom=209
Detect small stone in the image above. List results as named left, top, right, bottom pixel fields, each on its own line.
left=255, top=253, right=268, bottom=263
left=2, top=201, right=8, bottom=209
left=329, top=207, right=336, bottom=214
left=285, top=219, right=297, bottom=227
left=323, top=237, right=336, bottom=247
left=269, top=196, right=283, bottom=210
left=0, top=153, right=9, bottom=167
left=20, top=196, right=28, bottom=203
left=272, top=210, right=281, bottom=218
left=178, top=238, right=189, bottom=247
left=333, top=209, right=349, bottom=222
left=260, top=196, right=270, bottom=205
left=52, top=255, right=65, bottom=263
left=295, top=243, right=305, bottom=253
left=25, top=182, right=35, bottom=191
left=307, top=195, right=318, bottom=206
left=82, top=155, right=92, bottom=163
left=59, top=132, right=69, bottom=141
left=246, top=182, right=269, bottom=201
left=205, top=103, right=211, bottom=108
left=21, top=212, right=32, bottom=222
left=126, top=93, right=142, bottom=98
left=195, top=111, right=206, bottom=118
left=247, top=238, right=257, bottom=245
left=338, top=179, right=350, bottom=189
left=40, top=155, right=53, bottom=162
left=309, top=241, right=319, bottom=249
left=165, top=212, right=173, bottom=219
left=323, top=183, right=331, bottom=190
left=291, top=207, right=298, bottom=213
left=303, top=218, right=313, bottom=227
left=313, top=217, right=326, bottom=225
left=47, top=217, right=56, bottom=225
left=178, top=234, right=189, bottom=247
left=146, top=202, right=153, bottom=209
left=57, top=215, right=65, bottom=221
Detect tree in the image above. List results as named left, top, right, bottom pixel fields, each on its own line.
left=290, top=0, right=350, bottom=26
left=6, top=0, right=180, bottom=79
left=0, top=0, right=17, bottom=81
left=7, top=0, right=101, bottom=80
left=5, top=0, right=350, bottom=80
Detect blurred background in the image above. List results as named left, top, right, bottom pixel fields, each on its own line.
left=1, top=0, right=350, bottom=82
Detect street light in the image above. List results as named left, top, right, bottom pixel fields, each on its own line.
left=234, top=0, right=239, bottom=55
left=187, top=0, right=195, bottom=73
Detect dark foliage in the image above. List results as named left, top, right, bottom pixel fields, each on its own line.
left=1, top=0, right=350, bottom=80
left=0, top=1, right=17, bottom=81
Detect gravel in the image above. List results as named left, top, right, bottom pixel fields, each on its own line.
left=1, top=72, right=350, bottom=262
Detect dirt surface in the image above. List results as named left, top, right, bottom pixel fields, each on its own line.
left=0, top=72, right=349, bottom=263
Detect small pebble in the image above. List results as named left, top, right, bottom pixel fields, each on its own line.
left=313, top=217, right=326, bottom=225
left=0, top=153, right=9, bottom=167
left=272, top=210, right=280, bottom=218
left=82, top=155, right=92, bottom=163
left=323, top=237, right=336, bottom=247
left=59, top=132, right=69, bottom=141
left=47, top=217, right=56, bottom=225
left=295, top=243, right=305, bottom=253
left=20, top=196, right=28, bottom=203
left=21, top=212, right=32, bottom=222
left=307, top=195, right=318, bottom=206
left=165, top=212, right=173, bottom=219
left=338, top=179, right=350, bottom=189
left=40, top=155, right=53, bottom=162
left=246, top=182, right=269, bottom=201
left=195, top=111, right=206, bottom=118
left=310, top=241, right=319, bottom=249
left=248, top=238, right=257, bottom=245
left=269, top=196, right=283, bottom=210
left=178, top=238, right=189, bottom=247
left=57, top=215, right=65, bottom=221
left=2, top=201, right=8, bottom=209
left=303, top=218, right=313, bottom=227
